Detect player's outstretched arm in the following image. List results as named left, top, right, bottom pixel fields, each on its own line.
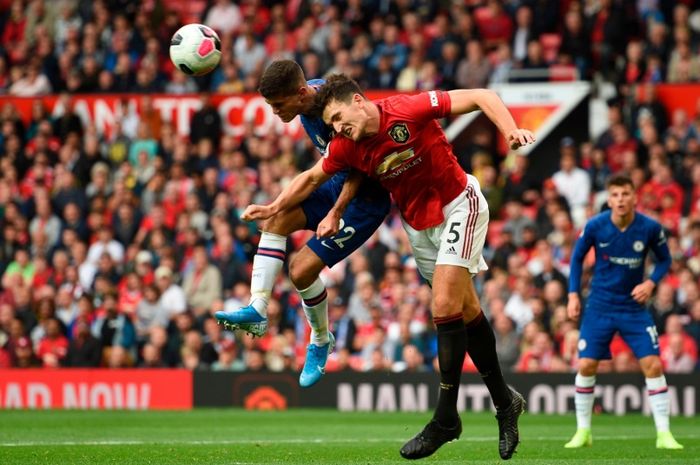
left=447, top=89, right=535, bottom=149
left=316, top=170, right=364, bottom=238
left=241, top=159, right=332, bottom=222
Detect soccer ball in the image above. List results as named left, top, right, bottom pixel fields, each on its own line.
left=169, top=24, right=222, bottom=76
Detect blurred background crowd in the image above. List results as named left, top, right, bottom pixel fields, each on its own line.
left=6, top=0, right=700, bottom=95
left=0, top=0, right=699, bottom=375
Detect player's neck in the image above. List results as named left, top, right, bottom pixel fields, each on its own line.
left=611, top=211, right=635, bottom=230
left=300, top=85, right=317, bottom=115
left=364, top=102, right=381, bottom=136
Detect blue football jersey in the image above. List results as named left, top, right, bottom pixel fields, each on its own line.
left=569, top=211, right=671, bottom=313
left=299, top=79, right=332, bottom=155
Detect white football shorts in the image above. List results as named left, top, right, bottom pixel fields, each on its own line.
left=402, top=174, right=489, bottom=283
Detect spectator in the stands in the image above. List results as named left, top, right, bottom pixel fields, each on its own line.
left=92, top=291, right=136, bottom=364
left=190, top=93, right=222, bottom=149
left=182, top=244, right=222, bottom=319
left=456, top=39, right=492, bottom=89
left=474, top=0, right=514, bottom=52
left=560, top=9, right=590, bottom=79
left=659, top=314, right=698, bottom=368
left=64, top=317, right=101, bottom=367
left=661, top=332, right=696, bottom=373
left=511, top=5, right=536, bottom=65
left=155, top=265, right=186, bottom=319
left=9, top=63, right=53, bottom=96
left=552, top=138, right=591, bottom=228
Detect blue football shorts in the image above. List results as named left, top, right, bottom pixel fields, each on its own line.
left=578, top=308, right=660, bottom=360
left=301, top=173, right=390, bottom=267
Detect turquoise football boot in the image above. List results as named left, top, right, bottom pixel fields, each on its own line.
left=215, top=305, right=268, bottom=337
left=299, top=332, right=335, bottom=388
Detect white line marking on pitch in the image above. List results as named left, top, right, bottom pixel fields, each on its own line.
left=1, top=435, right=697, bottom=447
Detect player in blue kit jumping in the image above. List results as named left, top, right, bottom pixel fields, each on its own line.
left=565, top=174, right=683, bottom=450
left=215, top=60, right=391, bottom=387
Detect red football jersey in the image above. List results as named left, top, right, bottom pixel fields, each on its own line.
left=322, top=91, right=467, bottom=230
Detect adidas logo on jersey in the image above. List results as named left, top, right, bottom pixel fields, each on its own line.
left=445, top=246, right=457, bottom=255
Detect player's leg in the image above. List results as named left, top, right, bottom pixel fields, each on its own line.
left=293, top=195, right=390, bottom=387
left=448, top=177, right=525, bottom=459
left=401, top=181, right=523, bottom=460
left=288, top=246, right=334, bottom=387
left=431, top=264, right=471, bottom=428
left=399, top=224, right=465, bottom=460
left=430, top=263, right=527, bottom=462
left=564, top=357, right=598, bottom=448
left=400, top=263, right=466, bottom=460
left=215, top=207, right=307, bottom=335
left=565, top=312, right=614, bottom=448
left=639, top=355, right=683, bottom=449
left=215, top=179, right=341, bottom=334
left=622, top=314, right=683, bottom=449
left=289, top=246, right=329, bottom=344
left=460, top=278, right=525, bottom=459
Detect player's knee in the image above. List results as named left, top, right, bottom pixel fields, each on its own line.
left=261, top=215, right=287, bottom=235
left=289, top=257, right=315, bottom=290
left=462, top=302, right=481, bottom=322
left=578, top=359, right=598, bottom=376
left=642, top=357, right=664, bottom=377
left=432, top=294, right=458, bottom=318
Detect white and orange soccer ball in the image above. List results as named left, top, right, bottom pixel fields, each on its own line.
left=169, top=24, right=222, bottom=76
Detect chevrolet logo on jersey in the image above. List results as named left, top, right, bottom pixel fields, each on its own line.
left=388, top=123, right=410, bottom=143
left=375, top=148, right=415, bottom=175
left=609, top=256, right=643, bottom=268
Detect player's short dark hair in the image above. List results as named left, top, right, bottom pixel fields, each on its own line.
left=258, top=60, right=306, bottom=99
left=314, top=74, right=366, bottom=113
left=606, top=174, right=634, bottom=189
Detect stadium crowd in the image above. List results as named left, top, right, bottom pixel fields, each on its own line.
left=0, top=0, right=699, bottom=375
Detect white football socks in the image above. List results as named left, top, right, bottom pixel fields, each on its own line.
left=249, top=232, right=287, bottom=317
left=574, top=373, right=596, bottom=429
left=298, top=277, right=330, bottom=346
left=646, top=375, right=670, bottom=432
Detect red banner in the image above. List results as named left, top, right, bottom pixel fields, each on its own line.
left=0, top=369, right=192, bottom=410
left=6, top=91, right=397, bottom=139
left=654, top=84, right=700, bottom=118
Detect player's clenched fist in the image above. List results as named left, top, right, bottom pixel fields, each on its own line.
left=631, top=280, right=655, bottom=304
left=316, top=211, right=341, bottom=238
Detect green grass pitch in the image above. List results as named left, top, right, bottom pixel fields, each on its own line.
left=0, top=409, right=697, bottom=464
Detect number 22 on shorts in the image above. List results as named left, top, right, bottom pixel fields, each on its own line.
left=321, top=219, right=356, bottom=250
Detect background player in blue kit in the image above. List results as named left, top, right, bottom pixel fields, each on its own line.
left=565, top=174, right=683, bottom=450
left=215, top=60, right=391, bottom=387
